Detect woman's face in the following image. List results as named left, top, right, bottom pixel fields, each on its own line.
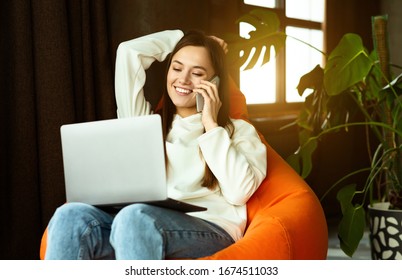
left=166, top=46, right=215, bottom=117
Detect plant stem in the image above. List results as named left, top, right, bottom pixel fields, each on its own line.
left=286, top=34, right=327, bottom=57
left=320, top=168, right=372, bottom=202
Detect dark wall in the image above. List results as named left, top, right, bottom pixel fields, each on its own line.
left=326, top=0, right=381, bottom=53
left=381, top=0, right=402, bottom=75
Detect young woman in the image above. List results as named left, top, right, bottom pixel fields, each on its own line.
left=45, top=30, right=267, bottom=259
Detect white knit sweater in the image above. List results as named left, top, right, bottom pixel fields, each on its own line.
left=114, top=30, right=267, bottom=241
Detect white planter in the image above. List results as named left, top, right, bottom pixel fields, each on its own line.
left=368, top=202, right=402, bottom=259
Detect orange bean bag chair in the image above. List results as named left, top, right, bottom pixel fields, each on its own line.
left=40, top=78, right=328, bottom=260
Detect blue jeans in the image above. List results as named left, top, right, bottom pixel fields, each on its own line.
left=45, top=202, right=234, bottom=259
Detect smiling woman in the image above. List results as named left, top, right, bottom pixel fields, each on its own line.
left=43, top=29, right=268, bottom=260
left=166, top=46, right=215, bottom=118
left=162, top=30, right=232, bottom=136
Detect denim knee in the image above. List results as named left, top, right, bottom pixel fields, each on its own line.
left=48, top=203, right=99, bottom=239
left=111, top=203, right=161, bottom=235
left=50, top=203, right=89, bottom=228
left=46, top=203, right=115, bottom=259
left=110, top=204, right=164, bottom=259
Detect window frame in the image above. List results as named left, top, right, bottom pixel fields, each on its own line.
left=238, top=0, right=325, bottom=119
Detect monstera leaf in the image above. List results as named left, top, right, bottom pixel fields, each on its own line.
left=324, top=33, right=373, bottom=96
left=336, top=184, right=366, bottom=257
left=225, top=9, right=286, bottom=70
left=287, top=131, right=318, bottom=179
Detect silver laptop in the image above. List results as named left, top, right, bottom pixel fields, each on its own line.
left=60, top=114, right=206, bottom=213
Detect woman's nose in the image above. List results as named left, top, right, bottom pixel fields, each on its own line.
left=178, top=72, right=191, bottom=84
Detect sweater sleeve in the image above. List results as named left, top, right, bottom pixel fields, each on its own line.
left=114, top=30, right=184, bottom=118
left=197, top=120, right=267, bottom=206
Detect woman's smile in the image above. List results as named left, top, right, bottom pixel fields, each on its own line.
left=175, top=86, right=193, bottom=96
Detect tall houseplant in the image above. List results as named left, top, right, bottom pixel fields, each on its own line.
left=291, top=15, right=402, bottom=258
left=226, top=9, right=402, bottom=258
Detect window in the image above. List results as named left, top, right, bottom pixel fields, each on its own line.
left=244, top=0, right=276, bottom=9
left=239, top=0, right=325, bottom=112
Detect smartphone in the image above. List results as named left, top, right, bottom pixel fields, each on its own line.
left=196, top=76, right=220, bottom=112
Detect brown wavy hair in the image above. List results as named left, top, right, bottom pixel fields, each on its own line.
left=158, top=30, right=234, bottom=190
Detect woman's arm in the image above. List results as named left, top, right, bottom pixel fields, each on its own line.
left=198, top=121, right=267, bottom=206
left=114, top=30, right=184, bottom=118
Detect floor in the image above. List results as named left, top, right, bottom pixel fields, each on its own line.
left=326, top=219, right=372, bottom=260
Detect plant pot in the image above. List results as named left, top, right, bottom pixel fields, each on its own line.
left=368, top=202, right=402, bottom=259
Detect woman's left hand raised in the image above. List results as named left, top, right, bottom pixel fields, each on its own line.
left=195, top=79, right=222, bottom=131
left=209, top=35, right=228, bottom=54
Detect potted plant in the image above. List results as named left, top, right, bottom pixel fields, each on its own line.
left=291, top=15, right=402, bottom=259
left=226, top=9, right=402, bottom=259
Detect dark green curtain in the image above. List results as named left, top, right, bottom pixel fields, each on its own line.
left=0, top=0, right=116, bottom=259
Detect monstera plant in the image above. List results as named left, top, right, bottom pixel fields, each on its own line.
left=289, top=16, right=402, bottom=258
left=225, top=9, right=286, bottom=70
left=226, top=9, right=402, bottom=258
